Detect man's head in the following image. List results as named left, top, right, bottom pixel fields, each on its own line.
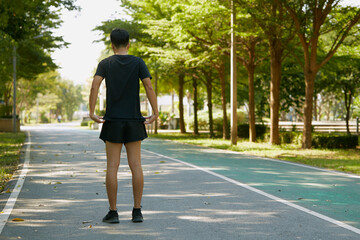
left=110, top=29, right=129, bottom=49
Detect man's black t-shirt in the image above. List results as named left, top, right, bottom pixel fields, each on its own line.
left=95, top=55, right=151, bottom=121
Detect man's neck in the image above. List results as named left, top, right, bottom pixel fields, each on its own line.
left=114, top=48, right=128, bottom=55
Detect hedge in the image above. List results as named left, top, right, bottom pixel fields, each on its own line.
left=312, top=134, right=359, bottom=149
left=214, top=120, right=268, bottom=139
left=237, top=124, right=267, bottom=139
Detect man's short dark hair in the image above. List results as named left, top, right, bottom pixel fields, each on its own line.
left=110, top=29, right=129, bottom=48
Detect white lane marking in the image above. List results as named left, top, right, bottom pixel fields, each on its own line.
left=0, top=131, right=31, bottom=234
left=143, top=149, right=360, bottom=235
left=158, top=138, right=360, bottom=179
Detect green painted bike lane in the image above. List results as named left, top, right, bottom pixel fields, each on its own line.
left=143, top=138, right=360, bottom=229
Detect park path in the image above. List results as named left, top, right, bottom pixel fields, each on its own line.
left=0, top=124, right=358, bottom=239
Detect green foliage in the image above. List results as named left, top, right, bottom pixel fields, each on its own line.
left=238, top=124, right=268, bottom=139
left=80, top=120, right=93, bottom=127
left=280, top=131, right=302, bottom=145
left=40, top=112, right=49, bottom=123
left=312, top=134, right=359, bottom=149
left=56, top=80, right=83, bottom=121
left=0, top=0, right=79, bottom=108
left=158, top=111, right=174, bottom=129
left=0, top=105, right=12, bottom=118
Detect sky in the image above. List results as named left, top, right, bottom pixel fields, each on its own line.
left=52, top=0, right=360, bottom=86
left=52, top=0, right=125, bottom=85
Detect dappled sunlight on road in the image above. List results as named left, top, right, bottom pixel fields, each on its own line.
left=0, top=125, right=359, bottom=239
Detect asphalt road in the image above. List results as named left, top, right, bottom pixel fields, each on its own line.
left=0, top=124, right=359, bottom=240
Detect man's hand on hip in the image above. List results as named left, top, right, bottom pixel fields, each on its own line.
left=90, top=114, right=105, bottom=123
left=144, top=114, right=158, bottom=125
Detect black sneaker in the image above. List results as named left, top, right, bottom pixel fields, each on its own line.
left=132, top=208, right=143, bottom=222
left=102, top=209, right=119, bottom=224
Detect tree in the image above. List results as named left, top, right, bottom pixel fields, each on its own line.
left=57, top=80, right=83, bottom=121
left=322, top=56, right=360, bottom=133
left=171, top=0, right=231, bottom=139
left=278, top=0, right=360, bottom=148
left=0, top=0, right=78, bottom=112
left=238, top=0, right=295, bottom=145
left=233, top=7, right=268, bottom=142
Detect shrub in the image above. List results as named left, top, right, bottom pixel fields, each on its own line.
left=214, top=117, right=230, bottom=133
left=188, top=118, right=209, bottom=131
left=280, top=131, right=302, bottom=144
left=0, top=105, right=12, bottom=117
left=237, top=124, right=268, bottom=139
left=264, top=131, right=302, bottom=144
left=40, top=112, right=49, bottom=123
left=81, top=121, right=90, bottom=127
left=312, top=134, right=358, bottom=149
left=140, top=110, right=148, bottom=117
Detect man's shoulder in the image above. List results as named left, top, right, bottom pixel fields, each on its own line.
left=128, top=55, right=143, bottom=62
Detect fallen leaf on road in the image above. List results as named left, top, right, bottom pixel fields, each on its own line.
left=12, top=218, right=24, bottom=222
left=160, top=161, right=166, bottom=163
left=5, top=189, right=11, bottom=193
left=154, top=172, right=160, bottom=174
left=55, top=182, right=62, bottom=184
left=88, top=225, right=92, bottom=228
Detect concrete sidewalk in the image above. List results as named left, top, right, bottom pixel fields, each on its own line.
left=0, top=125, right=359, bottom=239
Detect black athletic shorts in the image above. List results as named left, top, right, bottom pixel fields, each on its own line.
left=99, top=120, right=148, bottom=144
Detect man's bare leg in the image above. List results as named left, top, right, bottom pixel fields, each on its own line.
left=124, top=140, right=143, bottom=208
left=105, top=141, right=122, bottom=210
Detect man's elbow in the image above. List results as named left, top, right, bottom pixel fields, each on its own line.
left=145, top=84, right=154, bottom=92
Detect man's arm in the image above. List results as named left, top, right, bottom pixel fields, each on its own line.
left=142, top=77, right=159, bottom=124
left=89, top=75, right=105, bottom=123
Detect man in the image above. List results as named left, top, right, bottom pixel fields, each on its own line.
left=89, top=28, right=158, bottom=224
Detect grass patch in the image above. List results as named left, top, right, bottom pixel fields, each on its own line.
left=149, top=133, right=360, bottom=175
left=0, top=132, right=26, bottom=192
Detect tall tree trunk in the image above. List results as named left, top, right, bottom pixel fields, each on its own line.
left=154, top=69, right=158, bottom=134
left=193, top=78, right=199, bottom=135
left=178, top=72, right=186, bottom=133
left=203, top=70, right=214, bottom=138
left=313, top=93, right=318, bottom=121
left=344, top=88, right=352, bottom=135
left=206, top=83, right=214, bottom=138
left=218, top=64, right=229, bottom=139
left=248, top=66, right=256, bottom=142
left=269, top=45, right=282, bottom=145
left=171, top=91, right=175, bottom=114
left=302, top=72, right=316, bottom=148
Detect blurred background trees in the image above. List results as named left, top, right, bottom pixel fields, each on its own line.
left=95, top=0, right=360, bottom=148
left=0, top=0, right=82, bottom=123
left=1, top=0, right=359, bottom=148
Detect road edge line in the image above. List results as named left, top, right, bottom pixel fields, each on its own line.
left=143, top=148, right=360, bottom=235
left=0, top=131, right=31, bottom=234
